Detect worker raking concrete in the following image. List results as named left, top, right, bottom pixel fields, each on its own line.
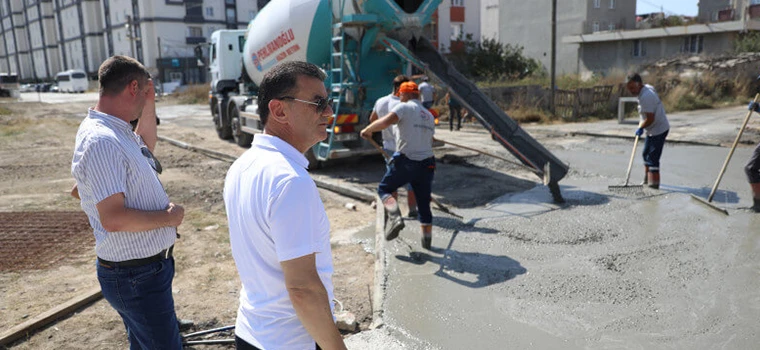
left=626, top=73, right=670, bottom=189
left=361, top=81, right=436, bottom=249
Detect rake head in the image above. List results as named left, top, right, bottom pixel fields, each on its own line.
left=608, top=184, right=645, bottom=195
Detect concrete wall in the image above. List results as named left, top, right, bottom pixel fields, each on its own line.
left=698, top=0, right=732, bottom=22
left=497, top=0, right=586, bottom=75
left=585, top=0, right=636, bottom=33
left=578, top=31, right=739, bottom=75
left=480, top=0, right=499, bottom=41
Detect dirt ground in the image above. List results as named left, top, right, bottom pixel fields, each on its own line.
left=0, top=100, right=376, bottom=349
left=0, top=97, right=530, bottom=349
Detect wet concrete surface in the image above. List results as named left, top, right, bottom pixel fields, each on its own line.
left=379, top=130, right=760, bottom=349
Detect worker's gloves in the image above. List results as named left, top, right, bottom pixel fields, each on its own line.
left=634, top=128, right=644, bottom=137
left=748, top=101, right=760, bottom=113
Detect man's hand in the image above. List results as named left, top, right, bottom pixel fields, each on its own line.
left=749, top=101, right=760, bottom=113
left=360, top=127, right=372, bottom=140
left=635, top=128, right=644, bottom=137
left=166, top=202, right=184, bottom=227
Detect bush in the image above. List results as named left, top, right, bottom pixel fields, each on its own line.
left=735, top=31, right=760, bottom=53
left=173, top=84, right=209, bottom=105
left=445, top=35, right=541, bottom=82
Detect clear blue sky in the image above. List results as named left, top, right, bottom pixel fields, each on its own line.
left=637, top=0, right=698, bottom=16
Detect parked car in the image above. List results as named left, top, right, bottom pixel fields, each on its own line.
left=19, top=84, right=35, bottom=92
left=50, top=84, right=59, bottom=93
left=36, top=83, right=53, bottom=92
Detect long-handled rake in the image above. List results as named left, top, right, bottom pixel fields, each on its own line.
left=690, top=93, right=760, bottom=215
left=609, top=134, right=644, bottom=193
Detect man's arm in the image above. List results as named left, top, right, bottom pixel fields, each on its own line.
left=134, top=79, right=157, bottom=152
left=639, top=112, right=655, bottom=129
left=71, top=183, right=80, bottom=200
left=360, top=112, right=399, bottom=139
left=96, top=192, right=183, bottom=232
left=369, top=110, right=379, bottom=123
left=282, top=254, right=347, bottom=350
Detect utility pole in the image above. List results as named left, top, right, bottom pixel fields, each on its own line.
left=126, top=15, right=135, bottom=58
left=550, top=0, right=557, bottom=116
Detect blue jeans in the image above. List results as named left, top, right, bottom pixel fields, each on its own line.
left=378, top=154, right=435, bottom=224
left=97, top=258, right=182, bottom=350
left=422, top=101, right=433, bottom=109
left=643, top=129, right=668, bottom=172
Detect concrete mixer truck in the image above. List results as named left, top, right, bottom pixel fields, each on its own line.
left=208, top=0, right=569, bottom=201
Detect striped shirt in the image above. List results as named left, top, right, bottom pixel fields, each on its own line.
left=71, top=109, right=175, bottom=261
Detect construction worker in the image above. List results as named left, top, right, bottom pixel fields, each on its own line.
left=626, top=73, right=670, bottom=189
left=446, top=90, right=462, bottom=131
left=745, top=101, right=760, bottom=211
left=418, top=76, right=435, bottom=109
left=360, top=81, right=436, bottom=250
left=369, top=75, right=418, bottom=217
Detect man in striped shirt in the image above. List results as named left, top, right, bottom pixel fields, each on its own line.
left=71, top=56, right=185, bottom=349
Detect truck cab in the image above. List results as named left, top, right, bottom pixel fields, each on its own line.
left=0, top=73, right=20, bottom=98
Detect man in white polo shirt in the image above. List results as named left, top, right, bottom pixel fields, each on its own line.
left=224, top=61, right=347, bottom=350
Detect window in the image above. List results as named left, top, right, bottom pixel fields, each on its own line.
left=594, top=0, right=600, bottom=8
left=683, top=35, right=703, bottom=53
left=632, top=40, right=646, bottom=57
left=450, top=23, right=463, bottom=40
left=249, top=10, right=256, bottom=20
left=608, top=23, right=615, bottom=30
left=226, top=0, right=235, bottom=4
left=609, top=0, right=615, bottom=9
left=189, top=26, right=202, bottom=37
left=592, top=21, right=600, bottom=32
left=205, top=7, right=214, bottom=17
left=451, top=0, right=464, bottom=6
left=226, top=8, right=236, bottom=23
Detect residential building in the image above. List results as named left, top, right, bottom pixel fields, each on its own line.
left=564, top=0, right=760, bottom=76
left=482, top=0, right=635, bottom=76
left=428, top=0, right=481, bottom=53
left=0, top=0, right=256, bottom=84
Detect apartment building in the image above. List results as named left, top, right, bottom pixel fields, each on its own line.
left=564, top=0, right=760, bottom=76
left=433, top=0, right=481, bottom=53
left=480, top=0, right=635, bottom=75
left=0, top=0, right=257, bottom=84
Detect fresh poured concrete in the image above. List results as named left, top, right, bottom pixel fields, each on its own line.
left=376, top=131, right=760, bottom=349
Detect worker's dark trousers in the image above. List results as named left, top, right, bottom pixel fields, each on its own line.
left=746, top=141, right=760, bottom=183
left=642, top=129, right=669, bottom=173
left=378, top=154, right=435, bottom=224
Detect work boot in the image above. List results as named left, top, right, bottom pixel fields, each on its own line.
left=647, top=171, right=660, bottom=189
left=750, top=183, right=760, bottom=212
left=407, top=209, right=418, bottom=219
left=642, top=166, right=649, bottom=185
left=383, top=196, right=404, bottom=241
left=753, top=198, right=760, bottom=213
left=421, top=225, right=432, bottom=250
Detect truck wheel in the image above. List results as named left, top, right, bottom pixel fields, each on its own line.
left=305, top=149, right=322, bottom=170
left=231, top=108, right=253, bottom=147
left=213, top=100, right=232, bottom=140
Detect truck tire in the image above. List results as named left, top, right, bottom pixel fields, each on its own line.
left=305, top=149, right=322, bottom=170
left=230, top=107, right=253, bottom=147
left=213, top=97, right=232, bottom=140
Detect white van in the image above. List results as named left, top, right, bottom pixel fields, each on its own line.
left=56, top=69, right=88, bottom=93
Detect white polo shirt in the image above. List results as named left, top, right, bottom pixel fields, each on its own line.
left=638, top=84, right=669, bottom=137
left=372, top=94, right=401, bottom=151
left=392, top=99, right=436, bottom=161
left=224, top=134, right=334, bottom=349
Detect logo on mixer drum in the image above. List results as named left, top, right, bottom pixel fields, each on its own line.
left=251, top=53, right=263, bottom=72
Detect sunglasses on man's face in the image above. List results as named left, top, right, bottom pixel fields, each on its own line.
left=141, top=146, right=163, bottom=174
left=278, top=96, right=331, bottom=114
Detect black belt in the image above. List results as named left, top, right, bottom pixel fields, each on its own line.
left=98, top=245, right=174, bottom=268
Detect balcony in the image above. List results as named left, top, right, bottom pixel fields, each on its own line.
left=186, top=36, right=206, bottom=45
left=718, top=8, right=735, bottom=22
left=750, top=4, right=760, bottom=19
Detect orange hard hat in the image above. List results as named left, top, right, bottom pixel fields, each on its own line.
left=399, top=81, right=419, bottom=94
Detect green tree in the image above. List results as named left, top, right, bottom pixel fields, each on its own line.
left=735, top=31, right=760, bottom=53
left=445, top=34, right=540, bottom=82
